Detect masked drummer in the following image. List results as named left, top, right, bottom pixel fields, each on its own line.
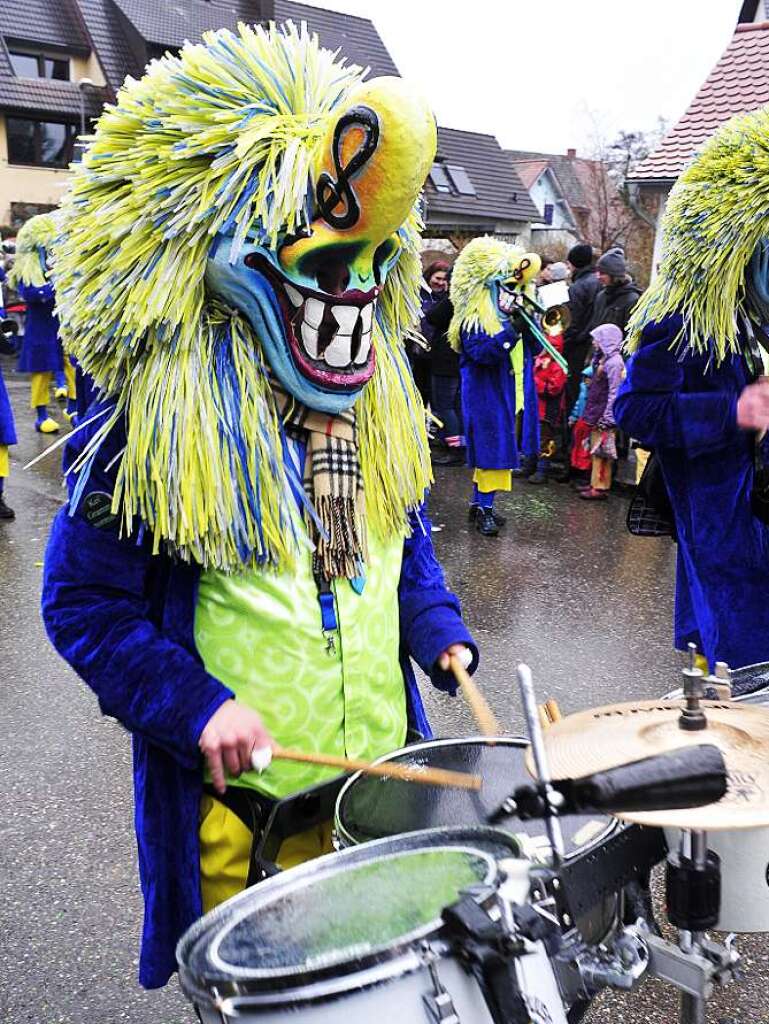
left=41, top=27, right=477, bottom=991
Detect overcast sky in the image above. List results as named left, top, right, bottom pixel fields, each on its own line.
left=306, top=0, right=743, bottom=155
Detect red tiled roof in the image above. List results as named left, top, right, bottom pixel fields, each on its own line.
left=634, top=21, right=769, bottom=182
left=509, top=158, right=549, bottom=189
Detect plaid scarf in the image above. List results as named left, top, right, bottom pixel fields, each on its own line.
left=274, top=387, right=367, bottom=580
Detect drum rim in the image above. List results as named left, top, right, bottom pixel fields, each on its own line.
left=177, top=825, right=519, bottom=1001
left=334, top=735, right=617, bottom=856
left=334, top=735, right=525, bottom=849
left=208, top=844, right=496, bottom=979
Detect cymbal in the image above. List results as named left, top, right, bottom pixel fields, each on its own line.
left=527, top=699, right=769, bottom=830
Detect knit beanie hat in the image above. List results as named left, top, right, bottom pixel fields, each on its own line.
left=597, top=249, right=627, bottom=277
left=567, top=242, right=593, bottom=268
left=548, top=261, right=569, bottom=281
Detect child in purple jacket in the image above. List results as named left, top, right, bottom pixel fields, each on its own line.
left=579, top=323, right=625, bottom=501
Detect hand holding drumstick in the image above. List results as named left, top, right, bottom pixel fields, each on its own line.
left=447, top=650, right=501, bottom=737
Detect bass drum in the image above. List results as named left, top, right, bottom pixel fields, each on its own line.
left=334, top=736, right=620, bottom=944
left=177, top=826, right=569, bottom=1024
left=664, top=674, right=769, bottom=931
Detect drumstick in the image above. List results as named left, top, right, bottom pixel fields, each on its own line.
left=545, top=699, right=562, bottom=723
left=537, top=704, right=551, bottom=730
left=450, top=655, right=501, bottom=737
left=272, top=745, right=482, bottom=791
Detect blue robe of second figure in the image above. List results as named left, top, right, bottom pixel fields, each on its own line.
left=460, top=319, right=521, bottom=471
left=460, top=319, right=538, bottom=535
left=615, top=313, right=769, bottom=680
left=17, top=280, right=67, bottom=432
left=17, top=281, right=61, bottom=375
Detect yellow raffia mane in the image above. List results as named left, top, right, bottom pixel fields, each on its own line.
left=448, top=236, right=531, bottom=350
left=626, top=103, right=769, bottom=362
left=8, top=213, right=58, bottom=289
left=55, top=21, right=431, bottom=572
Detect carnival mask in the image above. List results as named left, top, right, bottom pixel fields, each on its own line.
left=206, top=76, right=436, bottom=413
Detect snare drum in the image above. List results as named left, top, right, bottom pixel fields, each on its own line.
left=334, top=737, right=620, bottom=943
left=177, top=827, right=569, bottom=1024
left=663, top=679, right=769, bottom=931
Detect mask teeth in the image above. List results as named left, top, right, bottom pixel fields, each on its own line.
left=284, top=279, right=376, bottom=371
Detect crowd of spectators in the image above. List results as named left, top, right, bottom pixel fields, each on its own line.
left=410, top=241, right=643, bottom=516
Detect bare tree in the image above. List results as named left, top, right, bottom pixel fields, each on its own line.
left=575, top=116, right=667, bottom=285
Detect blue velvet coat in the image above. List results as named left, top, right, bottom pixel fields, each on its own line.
left=17, top=282, right=63, bottom=374
left=41, top=402, right=478, bottom=989
left=460, top=320, right=521, bottom=470
left=0, top=370, right=16, bottom=447
left=614, top=314, right=769, bottom=672
left=0, top=267, right=17, bottom=446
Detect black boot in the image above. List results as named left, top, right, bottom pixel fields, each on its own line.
left=0, top=495, right=15, bottom=520
left=476, top=506, right=499, bottom=536
left=432, top=449, right=465, bottom=466
left=469, top=504, right=506, bottom=527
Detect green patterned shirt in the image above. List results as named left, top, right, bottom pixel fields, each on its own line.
left=194, top=534, right=407, bottom=798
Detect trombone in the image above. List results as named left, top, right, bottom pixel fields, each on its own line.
left=504, top=290, right=569, bottom=373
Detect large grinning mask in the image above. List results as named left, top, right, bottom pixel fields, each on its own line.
left=206, top=77, right=435, bottom=413
left=53, top=23, right=437, bottom=571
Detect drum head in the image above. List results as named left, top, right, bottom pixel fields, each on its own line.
left=335, top=737, right=614, bottom=857
left=178, top=826, right=514, bottom=1002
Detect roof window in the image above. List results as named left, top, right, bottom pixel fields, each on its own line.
left=428, top=163, right=452, bottom=193
left=446, top=164, right=477, bottom=196
left=8, top=49, right=70, bottom=81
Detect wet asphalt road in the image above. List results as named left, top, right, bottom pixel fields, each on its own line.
left=0, top=353, right=766, bottom=1023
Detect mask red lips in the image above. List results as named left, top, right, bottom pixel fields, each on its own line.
left=245, top=253, right=378, bottom=390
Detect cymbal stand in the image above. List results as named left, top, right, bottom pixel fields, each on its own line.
left=644, top=648, right=739, bottom=1023
left=515, top=663, right=565, bottom=868
left=678, top=830, right=709, bottom=1024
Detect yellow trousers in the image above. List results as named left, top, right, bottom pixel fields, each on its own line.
left=473, top=468, right=512, bottom=493
left=63, top=357, right=76, bottom=400
left=30, top=372, right=51, bottom=409
left=199, top=792, right=334, bottom=913
left=0, top=445, right=8, bottom=479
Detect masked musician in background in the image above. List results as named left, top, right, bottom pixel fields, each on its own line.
left=7, top=214, right=76, bottom=434
left=448, top=238, right=542, bottom=536
left=40, top=24, right=477, bottom=990
left=615, top=104, right=769, bottom=678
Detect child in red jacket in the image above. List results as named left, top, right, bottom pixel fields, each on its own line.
left=528, top=333, right=567, bottom=483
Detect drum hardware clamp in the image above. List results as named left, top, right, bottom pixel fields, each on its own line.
left=418, top=942, right=461, bottom=1024
left=642, top=929, right=739, bottom=1003
left=566, top=921, right=650, bottom=996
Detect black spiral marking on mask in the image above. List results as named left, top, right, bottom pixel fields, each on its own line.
left=316, top=106, right=380, bottom=230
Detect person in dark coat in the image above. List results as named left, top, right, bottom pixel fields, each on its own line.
left=563, top=243, right=599, bottom=413
left=425, top=287, right=466, bottom=466
left=415, top=260, right=449, bottom=413
left=589, top=248, right=642, bottom=336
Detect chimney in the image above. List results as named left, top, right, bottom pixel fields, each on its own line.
left=566, top=148, right=576, bottom=159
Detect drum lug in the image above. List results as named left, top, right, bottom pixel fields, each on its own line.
left=420, top=943, right=461, bottom=1024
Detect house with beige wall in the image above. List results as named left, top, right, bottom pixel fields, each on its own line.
left=0, top=0, right=534, bottom=249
